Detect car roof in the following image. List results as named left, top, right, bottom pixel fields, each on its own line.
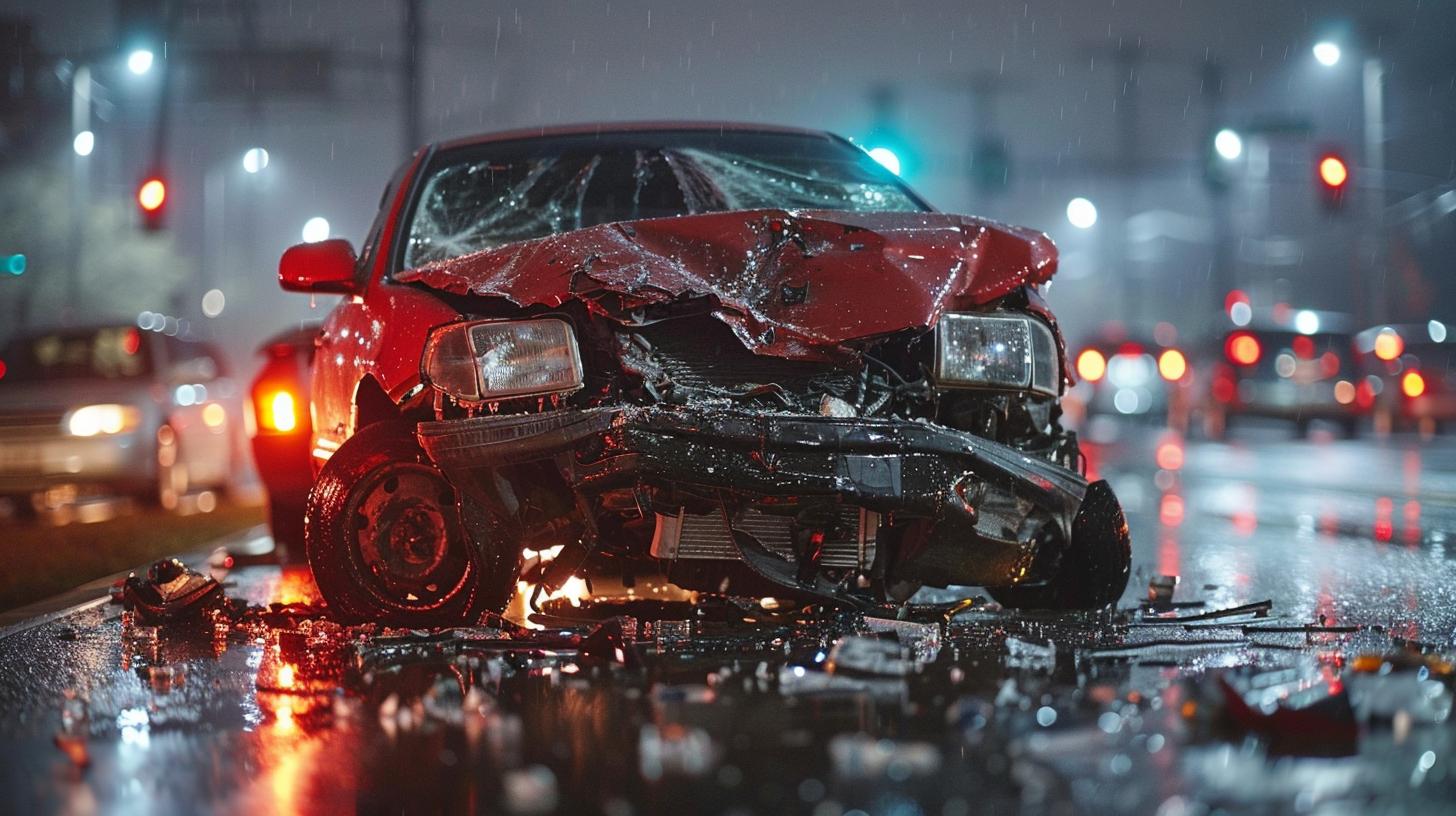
left=432, top=121, right=839, bottom=153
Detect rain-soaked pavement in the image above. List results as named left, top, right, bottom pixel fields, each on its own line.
left=2, top=421, right=1455, bottom=815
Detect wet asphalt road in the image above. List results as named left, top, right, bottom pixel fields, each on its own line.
left=1, top=419, right=1454, bottom=815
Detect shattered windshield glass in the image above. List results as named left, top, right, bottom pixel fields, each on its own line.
left=402, top=130, right=927, bottom=267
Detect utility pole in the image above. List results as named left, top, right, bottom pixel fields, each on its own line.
left=1363, top=56, right=1386, bottom=322
left=402, top=0, right=421, bottom=153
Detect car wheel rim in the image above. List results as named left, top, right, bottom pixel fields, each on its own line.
left=347, top=461, right=471, bottom=608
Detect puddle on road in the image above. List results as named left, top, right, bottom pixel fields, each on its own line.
left=15, top=562, right=1456, bottom=814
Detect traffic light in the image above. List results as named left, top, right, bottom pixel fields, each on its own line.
left=1316, top=151, right=1350, bottom=211
left=137, top=176, right=166, bottom=230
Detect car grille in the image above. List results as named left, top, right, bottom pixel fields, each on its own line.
left=0, top=410, right=66, bottom=439
left=635, top=319, right=858, bottom=408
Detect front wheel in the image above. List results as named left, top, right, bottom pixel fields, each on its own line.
left=986, top=480, right=1131, bottom=610
left=304, top=420, right=512, bottom=626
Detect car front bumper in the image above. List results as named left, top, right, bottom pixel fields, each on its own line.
left=416, top=405, right=1102, bottom=589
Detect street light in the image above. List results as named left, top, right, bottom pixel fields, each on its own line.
left=302, top=217, right=331, bottom=243
left=201, top=288, right=226, bottom=318
left=127, top=49, right=155, bottom=76
left=1312, top=41, right=1341, bottom=67
left=72, top=130, right=95, bottom=157
left=866, top=146, right=902, bottom=176
left=1213, top=129, right=1243, bottom=161
left=242, top=147, right=270, bottom=174
left=1066, top=197, right=1098, bottom=229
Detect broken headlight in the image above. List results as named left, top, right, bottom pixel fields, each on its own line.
left=932, top=313, right=1059, bottom=396
left=421, top=318, right=584, bottom=404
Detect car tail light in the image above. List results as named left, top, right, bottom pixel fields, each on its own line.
left=1157, top=349, right=1187, bottom=382
left=1402, top=370, right=1426, bottom=399
left=422, top=318, right=584, bottom=404
left=1225, top=332, right=1261, bottom=366
left=257, top=389, right=299, bottom=432
left=1373, top=329, right=1404, bottom=361
left=1075, top=348, right=1106, bottom=382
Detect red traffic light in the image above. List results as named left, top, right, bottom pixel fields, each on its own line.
left=1315, top=151, right=1350, bottom=211
left=1318, top=155, right=1348, bottom=189
left=138, top=178, right=166, bottom=212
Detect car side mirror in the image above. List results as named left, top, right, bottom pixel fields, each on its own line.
left=279, top=239, right=359, bottom=294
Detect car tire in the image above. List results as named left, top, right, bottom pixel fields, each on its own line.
left=304, top=419, right=510, bottom=626
left=985, top=480, right=1131, bottom=610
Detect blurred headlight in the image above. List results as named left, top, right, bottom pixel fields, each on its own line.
left=422, top=318, right=584, bottom=404
left=64, top=404, right=141, bottom=437
left=933, top=313, right=1059, bottom=396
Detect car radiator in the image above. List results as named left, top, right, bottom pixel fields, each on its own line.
left=650, top=506, right=879, bottom=570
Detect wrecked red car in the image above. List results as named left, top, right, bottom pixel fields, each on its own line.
left=279, top=123, right=1130, bottom=625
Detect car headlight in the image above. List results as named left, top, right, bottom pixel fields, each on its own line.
left=422, top=318, right=584, bottom=404
left=933, top=313, right=1059, bottom=396
left=64, top=404, right=142, bottom=437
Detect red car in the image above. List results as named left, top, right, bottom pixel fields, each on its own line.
left=278, top=123, right=1130, bottom=625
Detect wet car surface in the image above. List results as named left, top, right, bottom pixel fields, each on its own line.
left=3, top=426, right=1453, bottom=815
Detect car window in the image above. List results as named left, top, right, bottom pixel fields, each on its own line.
left=0, top=326, right=153, bottom=383
left=401, top=130, right=928, bottom=268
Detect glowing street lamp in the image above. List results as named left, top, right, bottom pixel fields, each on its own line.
left=72, top=130, right=95, bottom=157
left=242, top=147, right=270, bottom=174
left=1066, top=197, right=1098, bottom=229
left=1214, top=128, right=1243, bottom=161
left=127, top=49, right=155, bottom=76
left=866, top=146, right=902, bottom=176
left=301, top=217, right=330, bottom=243
left=1312, top=41, right=1341, bottom=67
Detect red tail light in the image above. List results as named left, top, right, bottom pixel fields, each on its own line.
left=1402, top=371, right=1426, bottom=399
left=1225, top=332, right=1261, bottom=366
left=1157, top=349, right=1188, bottom=382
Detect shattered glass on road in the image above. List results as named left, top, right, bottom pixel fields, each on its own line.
left=3, top=430, right=1456, bottom=814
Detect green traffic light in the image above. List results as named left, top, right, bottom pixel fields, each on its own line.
left=4, top=254, right=24, bottom=276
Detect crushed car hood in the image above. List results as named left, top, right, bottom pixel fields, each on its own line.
left=398, top=209, right=1057, bottom=361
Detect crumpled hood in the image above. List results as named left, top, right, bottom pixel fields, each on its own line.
left=397, top=209, right=1057, bottom=361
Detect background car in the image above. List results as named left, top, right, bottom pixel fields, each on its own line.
left=1199, top=310, right=1369, bottom=439
left=246, top=323, right=318, bottom=553
left=1065, top=323, right=1192, bottom=431
left=0, top=323, right=237, bottom=515
left=1356, top=321, right=1456, bottom=436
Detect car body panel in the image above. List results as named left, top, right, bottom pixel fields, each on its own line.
left=397, top=208, right=1057, bottom=363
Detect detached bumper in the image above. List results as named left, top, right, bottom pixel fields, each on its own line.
left=417, top=406, right=1099, bottom=588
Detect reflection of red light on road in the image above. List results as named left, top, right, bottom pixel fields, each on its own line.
left=1155, top=440, right=1184, bottom=470
left=1157, top=533, right=1181, bottom=576
left=1232, top=511, right=1257, bottom=536
left=1403, top=500, right=1421, bottom=545
left=1374, top=497, right=1394, bottom=542
left=273, top=566, right=321, bottom=606
left=1159, top=494, right=1185, bottom=527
